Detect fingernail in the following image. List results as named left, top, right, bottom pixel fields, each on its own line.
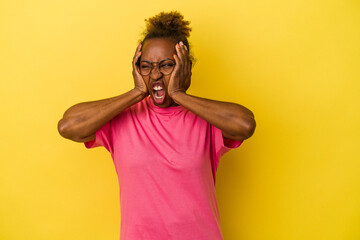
left=180, top=41, right=183, bottom=45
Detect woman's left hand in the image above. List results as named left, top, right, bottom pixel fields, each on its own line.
left=168, top=41, right=192, bottom=98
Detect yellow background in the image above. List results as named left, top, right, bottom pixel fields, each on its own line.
left=1, top=0, right=359, bottom=239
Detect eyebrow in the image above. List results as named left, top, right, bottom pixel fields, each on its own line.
left=140, top=58, right=173, bottom=63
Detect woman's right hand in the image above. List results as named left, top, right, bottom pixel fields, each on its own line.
left=132, top=42, right=149, bottom=96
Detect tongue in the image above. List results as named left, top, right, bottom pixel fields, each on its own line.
left=157, top=89, right=165, bottom=97
left=153, top=89, right=166, bottom=105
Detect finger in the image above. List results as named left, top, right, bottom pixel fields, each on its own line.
left=132, top=42, right=142, bottom=62
left=179, top=41, right=187, bottom=56
left=175, top=43, right=184, bottom=63
left=173, top=53, right=184, bottom=80
left=179, top=42, right=189, bottom=71
left=133, top=51, right=142, bottom=74
left=185, top=67, right=191, bottom=90
left=186, top=75, right=191, bottom=90
left=184, top=46, right=190, bottom=70
left=187, top=60, right=192, bottom=87
left=133, top=51, right=141, bottom=65
left=173, top=53, right=181, bottom=69
left=177, top=43, right=188, bottom=74
left=135, top=42, right=142, bottom=55
left=186, top=59, right=191, bottom=78
left=179, top=42, right=188, bottom=62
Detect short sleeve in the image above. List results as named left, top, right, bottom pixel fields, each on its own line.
left=84, top=120, right=114, bottom=155
left=212, top=124, right=244, bottom=170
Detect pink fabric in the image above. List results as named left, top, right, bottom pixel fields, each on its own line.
left=84, top=96, right=243, bottom=240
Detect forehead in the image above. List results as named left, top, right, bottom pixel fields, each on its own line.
left=141, top=38, right=176, bottom=62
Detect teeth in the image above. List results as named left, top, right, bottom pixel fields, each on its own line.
left=154, top=92, right=164, bottom=99
left=153, top=86, right=163, bottom=91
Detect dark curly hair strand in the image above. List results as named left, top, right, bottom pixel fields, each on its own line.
left=139, top=11, right=195, bottom=66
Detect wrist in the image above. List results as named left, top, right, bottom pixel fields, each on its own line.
left=169, top=90, right=186, bottom=103
left=132, top=88, right=148, bottom=99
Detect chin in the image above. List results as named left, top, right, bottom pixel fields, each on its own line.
left=151, top=94, right=169, bottom=108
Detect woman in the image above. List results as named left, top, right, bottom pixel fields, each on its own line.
left=58, top=11, right=256, bottom=240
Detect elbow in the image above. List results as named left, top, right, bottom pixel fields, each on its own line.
left=234, top=115, right=256, bottom=141
left=245, top=116, right=256, bottom=138
left=58, top=118, right=70, bottom=138
left=57, top=117, right=92, bottom=142
left=57, top=118, right=78, bottom=140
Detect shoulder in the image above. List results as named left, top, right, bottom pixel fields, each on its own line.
left=111, top=97, right=149, bottom=125
left=125, top=96, right=149, bottom=114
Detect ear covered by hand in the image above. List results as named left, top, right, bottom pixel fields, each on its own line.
left=168, top=41, right=192, bottom=98
left=132, top=42, right=149, bottom=96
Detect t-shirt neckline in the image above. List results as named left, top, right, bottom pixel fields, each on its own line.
left=146, top=96, right=184, bottom=114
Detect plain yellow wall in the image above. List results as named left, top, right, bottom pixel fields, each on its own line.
left=1, top=0, right=359, bottom=239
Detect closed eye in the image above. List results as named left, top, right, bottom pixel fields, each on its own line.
left=161, top=64, right=174, bottom=67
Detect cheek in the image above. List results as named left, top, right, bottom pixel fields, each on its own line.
left=143, top=77, right=150, bottom=88
left=164, top=76, right=171, bottom=90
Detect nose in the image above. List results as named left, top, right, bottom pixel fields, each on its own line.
left=150, top=64, right=163, bottom=79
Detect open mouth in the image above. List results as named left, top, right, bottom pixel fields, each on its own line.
left=151, top=81, right=166, bottom=105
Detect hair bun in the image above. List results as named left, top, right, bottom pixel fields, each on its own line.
left=144, top=11, right=191, bottom=38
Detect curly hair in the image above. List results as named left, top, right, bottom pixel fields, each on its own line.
left=139, top=11, right=196, bottom=66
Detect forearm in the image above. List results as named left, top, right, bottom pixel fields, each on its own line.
left=58, top=88, right=147, bottom=140
left=171, top=92, right=255, bottom=140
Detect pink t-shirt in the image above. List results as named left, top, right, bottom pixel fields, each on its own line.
left=84, top=95, right=243, bottom=240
